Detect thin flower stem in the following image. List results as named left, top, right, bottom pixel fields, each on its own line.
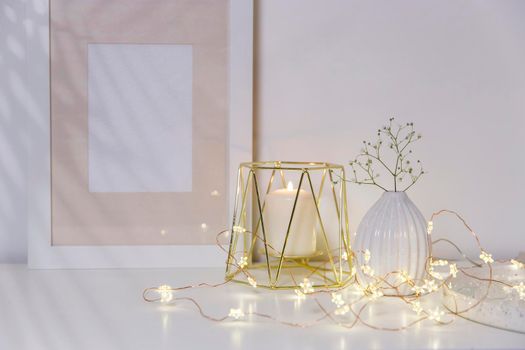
left=349, top=118, right=424, bottom=192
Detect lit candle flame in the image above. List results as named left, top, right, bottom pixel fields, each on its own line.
left=287, top=181, right=294, bottom=191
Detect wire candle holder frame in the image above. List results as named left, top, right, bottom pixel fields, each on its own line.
left=225, top=161, right=353, bottom=289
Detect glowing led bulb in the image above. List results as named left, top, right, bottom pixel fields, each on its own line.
left=427, top=221, right=433, bottom=235
left=513, top=282, right=525, bottom=300
left=427, top=307, right=445, bottom=322
left=341, top=251, right=348, bottom=261
left=511, top=259, right=524, bottom=269
left=157, top=285, right=173, bottom=303
left=411, top=301, right=423, bottom=315
left=422, top=279, right=438, bottom=293
left=238, top=256, right=248, bottom=269
left=331, top=293, right=345, bottom=307
left=286, top=181, right=294, bottom=191
left=228, top=308, right=244, bottom=320
left=449, top=263, right=458, bottom=278
left=480, top=250, right=494, bottom=264
left=361, top=264, right=375, bottom=276
left=200, top=223, right=208, bottom=232
left=247, top=276, right=257, bottom=288
left=232, top=225, right=246, bottom=234
left=431, top=259, right=448, bottom=266
left=411, top=284, right=424, bottom=296
left=299, top=278, right=314, bottom=294
left=363, top=249, right=371, bottom=263
left=399, top=270, right=411, bottom=284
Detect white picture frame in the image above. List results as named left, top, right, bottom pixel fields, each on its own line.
left=27, top=0, right=253, bottom=268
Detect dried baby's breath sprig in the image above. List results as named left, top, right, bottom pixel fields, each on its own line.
left=349, top=117, right=425, bottom=192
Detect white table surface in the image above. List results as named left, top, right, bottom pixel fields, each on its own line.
left=1, top=264, right=524, bottom=350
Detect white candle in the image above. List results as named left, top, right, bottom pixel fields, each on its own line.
left=263, top=181, right=317, bottom=257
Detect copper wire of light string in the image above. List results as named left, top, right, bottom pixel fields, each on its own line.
left=143, top=210, right=525, bottom=332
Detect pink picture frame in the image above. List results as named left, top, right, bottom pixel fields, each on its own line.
left=27, top=0, right=253, bottom=268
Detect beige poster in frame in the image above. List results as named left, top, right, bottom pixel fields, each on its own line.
left=27, top=0, right=253, bottom=268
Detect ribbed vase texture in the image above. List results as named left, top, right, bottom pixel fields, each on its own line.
left=355, top=192, right=429, bottom=294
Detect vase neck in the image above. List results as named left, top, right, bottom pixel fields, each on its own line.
left=381, top=191, right=408, bottom=198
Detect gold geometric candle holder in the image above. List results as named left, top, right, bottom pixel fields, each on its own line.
left=225, top=161, right=353, bottom=289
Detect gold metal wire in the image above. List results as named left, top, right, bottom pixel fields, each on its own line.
left=227, top=162, right=352, bottom=289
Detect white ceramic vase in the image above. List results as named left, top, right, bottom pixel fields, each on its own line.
left=355, top=191, right=429, bottom=294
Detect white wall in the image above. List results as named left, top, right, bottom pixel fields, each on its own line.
left=255, top=0, right=525, bottom=259
left=0, top=0, right=28, bottom=262
left=1, top=0, right=524, bottom=262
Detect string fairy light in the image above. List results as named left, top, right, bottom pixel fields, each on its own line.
left=331, top=293, right=345, bottom=307
left=363, top=249, right=371, bottom=263
left=513, top=282, right=525, bottom=300
left=427, top=220, right=433, bottom=235
left=360, top=264, right=375, bottom=276
left=299, top=278, right=315, bottom=294
left=341, top=251, right=348, bottom=261
left=427, top=307, right=445, bottom=323
left=238, top=256, right=248, bottom=269
left=511, top=259, right=524, bottom=269
left=480, top=250, right=494, bottom=264
left=157, top=285, right=174, bottom=303
left=410, top=301, right=423, bottom=316
left=431, top=258, right=449, bottom=266
left=142, top=210, right=525, bottom=333
left=228, top=308, right=245, bottom=320
left=449, top=263, right=458, bottom=278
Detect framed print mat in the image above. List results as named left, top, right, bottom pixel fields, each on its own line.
left=27, top=0, right=253, bottom=268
